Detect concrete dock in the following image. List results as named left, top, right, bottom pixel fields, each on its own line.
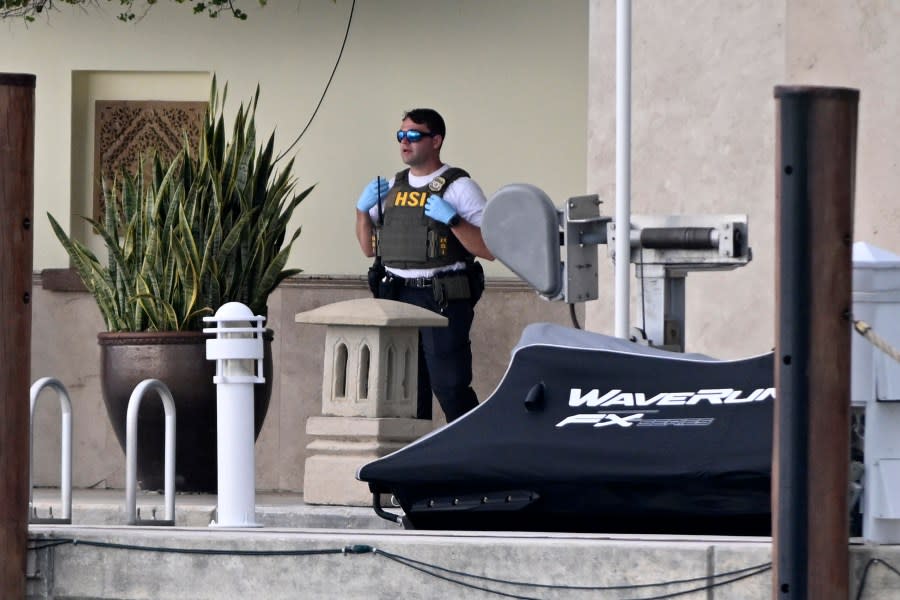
left=25, top=488, right=900, bottom=599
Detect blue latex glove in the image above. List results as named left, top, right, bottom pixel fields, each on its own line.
left=357, top=177, right=390, bottom=212
left=424, top=194, right=458, bottom=225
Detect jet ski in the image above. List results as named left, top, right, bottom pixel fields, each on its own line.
left=358, top=322, right=774, bottom=535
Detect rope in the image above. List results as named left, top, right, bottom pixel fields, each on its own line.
left=853, top=319, right=900, bottom=365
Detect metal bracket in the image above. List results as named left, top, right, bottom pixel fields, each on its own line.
left=28, top=505, right=71, bottom=526
left=483, top=183, right=753, bottom=352
left=131, top=506, right=176, bottom=527
left=562, top=195, right=608, bottom=303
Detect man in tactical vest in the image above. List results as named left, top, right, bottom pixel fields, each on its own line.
left=355, top=108, right=494, bottom=423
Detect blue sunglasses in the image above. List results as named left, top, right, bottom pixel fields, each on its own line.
left=396, top=129, right=436, bottom=143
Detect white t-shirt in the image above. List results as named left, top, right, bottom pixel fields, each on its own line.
left=368, top=164, right=487, bottom=278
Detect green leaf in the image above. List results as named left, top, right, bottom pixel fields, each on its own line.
left=48, top=78, right=311, bottom=332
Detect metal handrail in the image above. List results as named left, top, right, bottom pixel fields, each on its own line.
left=29, top=377, right=73, bottom=525
left=125, top=379, right=176, bottom=526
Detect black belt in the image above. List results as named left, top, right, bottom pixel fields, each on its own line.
left=391, top=271, right=466, bottom=288
left=399, top=276, right=433, bottom=288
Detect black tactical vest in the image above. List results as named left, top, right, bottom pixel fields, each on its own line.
left=376, top=167, right=472, bottom=269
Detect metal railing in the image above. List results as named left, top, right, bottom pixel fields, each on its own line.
left=29, top=377, right=73, bottom=525
left=125, top=379, right=176, bottom=526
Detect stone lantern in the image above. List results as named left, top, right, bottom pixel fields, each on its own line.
left=295, top=298, right=445, bottom=505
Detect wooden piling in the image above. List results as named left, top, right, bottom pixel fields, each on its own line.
left=0, top=73, right=35, bottom=599
left=773, top=85, right=858, bottom=600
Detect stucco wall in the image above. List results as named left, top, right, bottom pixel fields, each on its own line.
left=29, top=277, right=579, bottom=490
left=20, top=0, right=900, bottom=491
left=0, top=0, right=588, bottom=278
left=586, top=0, right=899, bottom=358
left=785, top=0, right=900, bottom=252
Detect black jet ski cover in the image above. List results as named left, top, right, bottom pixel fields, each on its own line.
left=358, top=323, right=774, bottom=535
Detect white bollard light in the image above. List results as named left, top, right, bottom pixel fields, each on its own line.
left=204, top=302, right=265, bottom=527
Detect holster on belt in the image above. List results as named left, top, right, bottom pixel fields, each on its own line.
left=367, top=258, right=386, bottom=298
left=378, top=275, right=401, bottom=300
left=433, top=272, right=471, bottom=306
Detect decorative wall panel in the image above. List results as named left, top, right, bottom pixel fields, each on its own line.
left=93, top=100, right=206, bottom=218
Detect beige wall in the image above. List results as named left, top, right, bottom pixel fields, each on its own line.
left=29, top=278, right=579, bottom=491
left=20, top=0, right=900, bottom=490
left=587, top=0, right=899, bottom=358
left=12, top=0, right=588, bottom=494
left=786, top=0, right=900, bottom=254
left=0, top=0, right=588, bottom=277
left=8, top=1, right=895, bottom=360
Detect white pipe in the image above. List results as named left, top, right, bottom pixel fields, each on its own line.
left=614, top=0, right=632, bottom=339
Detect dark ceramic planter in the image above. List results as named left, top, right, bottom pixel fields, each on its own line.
left=98, top=330, right=273, bottom=493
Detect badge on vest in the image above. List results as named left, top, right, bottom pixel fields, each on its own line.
left=429, top=177, right=446, bottom=192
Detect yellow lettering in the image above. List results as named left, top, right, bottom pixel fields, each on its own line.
left=409, top=191, right=426, bottom=207
left=395, top=192, right=408, bottom=206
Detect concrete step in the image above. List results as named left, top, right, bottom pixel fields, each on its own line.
left=29, top=487, right=397, bottom=530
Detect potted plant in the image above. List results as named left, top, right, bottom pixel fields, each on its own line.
left=48, top=78, right=313, bottom=492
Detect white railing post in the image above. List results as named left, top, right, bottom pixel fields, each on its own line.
left=125, top=379, right=176, bottom=526
left=204, top=302, right=265, bottom=527
left=29, top=377, right=72, bottom=524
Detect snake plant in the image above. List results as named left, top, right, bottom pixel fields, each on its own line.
left=49, top=78, right=313, bottom=332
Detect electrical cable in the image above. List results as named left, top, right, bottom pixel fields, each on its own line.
left=27, top=535, right=778, bottom=599
left=619, top=564, right=771, bottom=600
left=375, top=549, right=770, bottom=600
left=27, top=537, right=351, bottom=557
left=274, top=0, right=356, bottom=162
left=854, top=558, right=900, bottom=600
left=376, top=550, right=544, bottom=600
left=31, top=534, right=900, bottom=598
left=569, top=303, right=580, bottom=329
left=26, top=538, right=73, bottom=551
left=374, top=547, right=770, bottom=592
left=639, top=245, right=646, bottom=340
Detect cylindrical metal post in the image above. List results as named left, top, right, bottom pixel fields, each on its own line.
left=0, top=73, right=35, bottom=599
left=614, top=0, right=632, bottom=339
left=773, top=85, right=858, bottom=600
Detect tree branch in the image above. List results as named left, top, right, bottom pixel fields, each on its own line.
left=0, top=0, right=267, bottom=23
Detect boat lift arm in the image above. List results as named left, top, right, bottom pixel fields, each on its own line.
left=481, top=184, right=752, bottom=352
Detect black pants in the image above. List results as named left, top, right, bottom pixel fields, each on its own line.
left=393, top=285, right=479, bottom=422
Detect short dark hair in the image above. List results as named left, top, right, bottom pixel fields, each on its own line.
left=402, top=108, right=446, bottom=138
